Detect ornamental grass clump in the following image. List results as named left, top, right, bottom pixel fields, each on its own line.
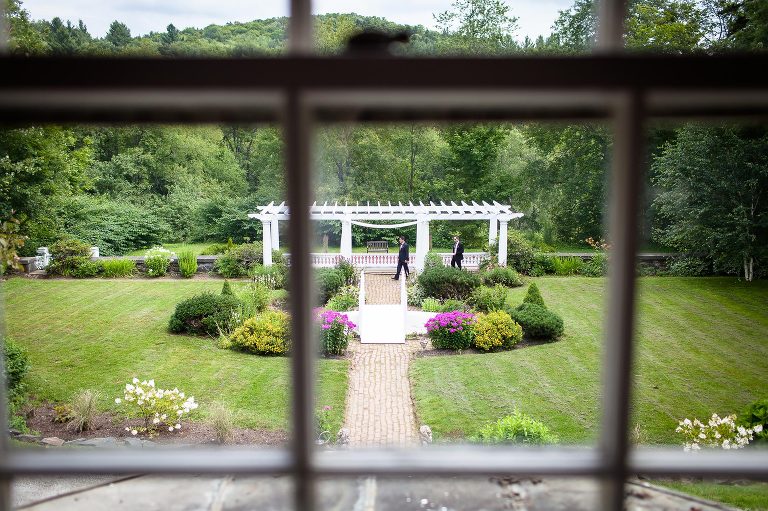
left=675, top=413, right=763, bottom=451
left=115, top=378, right=198, bottom=436
left=178, top=250, right=197, bottom=278
left=473, top=311, right=522, bottom=352
left=472, top=409, right=558, bottom=445
left=424, top=310, right=476, bottom=350
left=101, top=259, right=136, bottom=278
left=315, top=308, right=356, bottom=356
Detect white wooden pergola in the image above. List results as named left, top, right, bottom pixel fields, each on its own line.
left=249, top=201, right=523, bottom=270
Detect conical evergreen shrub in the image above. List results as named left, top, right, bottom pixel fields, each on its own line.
left=522, top=282, right=546, bottom=308
left=221, top=280, right=234, bottom=296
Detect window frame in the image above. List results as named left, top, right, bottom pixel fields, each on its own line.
left=2, top=1, right=768, bottom=509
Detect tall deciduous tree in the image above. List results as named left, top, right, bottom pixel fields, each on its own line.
left=434, top=0, right=519, bottom=54
left=653, top=126, right=768, bottom=280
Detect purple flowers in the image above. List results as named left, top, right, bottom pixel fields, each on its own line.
left=424, top=310, right=476, bottom=351
left=314, top=308, right=357, bottom=330
left=315, top=308, right=356, bottom=356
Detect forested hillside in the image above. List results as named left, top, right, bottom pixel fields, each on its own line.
left=2, top=0, right=766, bottom=278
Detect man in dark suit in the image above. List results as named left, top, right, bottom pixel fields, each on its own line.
left=451, top=235, right=464, bottom=269
left=393, top=236, right=409, bottom=280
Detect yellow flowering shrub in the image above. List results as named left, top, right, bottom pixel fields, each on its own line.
left=229, top=310, right=290, bottom=355
left=473, top=311, right=522, bottom=352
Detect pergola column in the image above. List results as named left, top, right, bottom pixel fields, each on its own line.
left=261, top=219, right=273, bottom=266
left=488, top=217, right=498, bottom=247
left=497, top=219, right=508, bottom=266
left=340, top=218, right=352, bottom=259
left=415, top=218, right=430, bottom=271
left=271, top=218, right=280, bottom=251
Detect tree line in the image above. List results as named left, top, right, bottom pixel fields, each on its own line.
left=1, top=0, right=767, bottom=278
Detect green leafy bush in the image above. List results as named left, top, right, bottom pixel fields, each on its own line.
left=200, top=243, right=229, bottom=255
left=168, top=293, right=241, bottom=336
left=424, top=251, right=445, bottom=271
left=481, top=267, right=523, bottom=287
left=531, top=254, right=556, bottom=276
left=439, top=299, right=469, bottom=312
left=407, top=283, right=426, bottom=306
left=240, top=282, right=271, bottom=317
left=3, top=337, right=29, bottom=395
left=523, top=282, right=546, bottom=307
left=71, top=260, right=102, bottom=278
left=214, top=243, right=263, bottom=278
left=469, top=285, right=508, bottom=312
left=101, top=259, right=136, bottom=278
left=250, top=263, right=287, bottom=290
left=335, top=259, right=358, bottom=286
left=552, top=256, right=585, bottom=276
left=316, top=268, right=345, bottom=305
left=580, top=253, right=607, bottom=277
left=739, top=398, right=768, bottom=443
left=506, top=230, right=535, bottom=274
left=46, top=237, right=92, bottom=276
left=144, top=247, right=173, bottom=277
left=229, top=310, right=290, bottom=355
left=473, top=311, right=522, bottom=351
left=326, top=286, right=358, bottom=312
left=421, top=297, right=441, bottom=312
left=472, top=410, right=558, bottom=445
left=221, top=280, right=234, bottom=296
left=508, top=303, right=564, bottom=340
left=667, top=256, right=710, bottom=276
left=178, top=250, right=198, bottom=278
left=417, top=266, right=481, bottom=301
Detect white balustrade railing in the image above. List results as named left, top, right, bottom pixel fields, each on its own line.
left=283, top=252, right=487, bottom=268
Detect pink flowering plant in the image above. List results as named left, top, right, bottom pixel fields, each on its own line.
left=314, top=308, right=356, bottom=356
left=425, top=310, right=476, bottom=350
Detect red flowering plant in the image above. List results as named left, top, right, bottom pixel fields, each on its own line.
left=314, top=308, right=356, bottom=356
left=425, top=310, right=476, bottom=350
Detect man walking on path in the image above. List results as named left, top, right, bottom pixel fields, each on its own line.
left=451, top=235, right=464, bottom=269
left=393, top=236, right=409, bottom=280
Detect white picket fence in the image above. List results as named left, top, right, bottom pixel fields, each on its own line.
left=284, top=252, right=486, bottom=268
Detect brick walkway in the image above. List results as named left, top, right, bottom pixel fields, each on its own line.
left=364, top=273, right=400, bottom=304
left=345, top=341, right=419, bottom=447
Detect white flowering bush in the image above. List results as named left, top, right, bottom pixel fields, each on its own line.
left=144, top=247, right=174, bottom=277
left=115, top=378, right=198, bottom=436
left=675, top=413, right=763, bottom=451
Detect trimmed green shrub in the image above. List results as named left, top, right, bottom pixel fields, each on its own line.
left=168, top=293, right=241, bottom=336
left=316, top=268, right=345, bottom=305
left=335, top=259, right=357, bottom=286
left=481, top=267, right=523, bottom=287
left=221, top=280, right=234, bottom=296
left=214, top=243, right=263, bottom=278
left=417, top=266, right=481, bottom=301
left=508, top=303, right=564, bottom=340
left=71, top=260, right=102, bottom=278
left=101, top=259, right=136, bottom=278
left=506, top=230, right=535, bottom=274
left=531, top=254, right=556, bottom=276
left=421, top=297, right=441, bottom=312
left=469, top=285, right=508, bottom=312
left=552, top=256, right=585, bottom=276
left=3, top=337, right=29, bottom=395
left=200, top=243, right=229, bottom=255
left=407, top=283, right=426, bottom=307
left=229, top=310, right=290, bottom=355
left=178, top=250, right=198, bottom=278
left=472, top=410, right=558, bottom=445
left=326, top=285, right=358, bottom=312
left=580, top=253, right=608, bottom=277
left=523, top=282, right=546, bottom=307
left=46, top=237, right=92, bottom=276
left=473, top=311, right=522, bottom=351
left=439, top=299, right=469, bottom=312
left=424, top=251, right=444, bottom=271
left=739, top=398, right=768, bottom=443
left=144, top=247, right=173, bottom=277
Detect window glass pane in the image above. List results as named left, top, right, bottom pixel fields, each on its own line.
left=307, top=120, right=610, bottom=450
left=630, top=122, right=768, bottom=485
left=1, top=123, right=298, bottom=454
left=5, top=0, right=289, bottom=56
left=312, top=0, right=593, bottom=55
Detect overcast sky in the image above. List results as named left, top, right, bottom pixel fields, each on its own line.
left=20, top=0, right=573, bottom=41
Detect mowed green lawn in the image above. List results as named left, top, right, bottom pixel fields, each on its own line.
left=411, top=277, right=768, bottom=444
left=2, top=279, right=348, bottom=433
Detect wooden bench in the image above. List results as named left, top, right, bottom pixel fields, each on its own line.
left=366, top=241, right=389, bottom=253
